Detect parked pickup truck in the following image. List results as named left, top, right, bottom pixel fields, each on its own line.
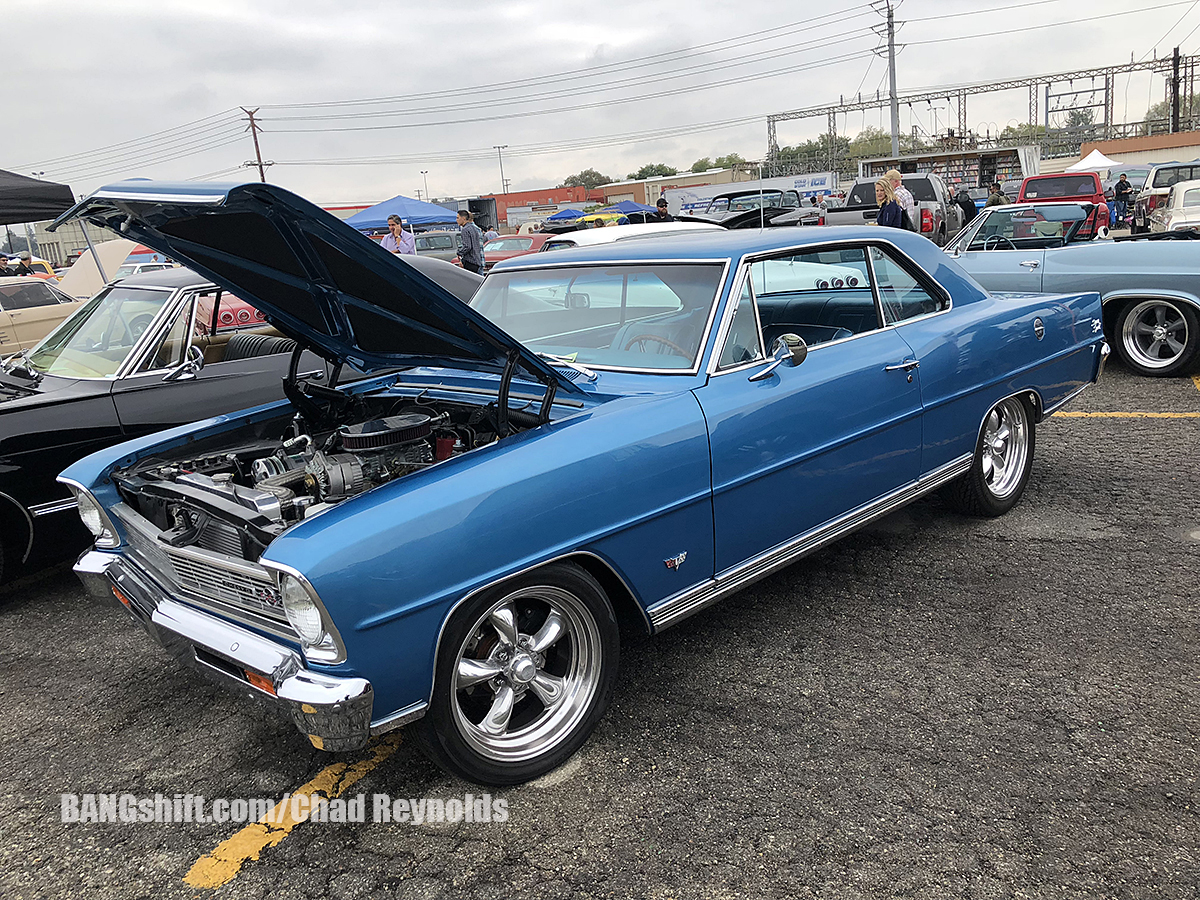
left=1016, top=173, right=1108, bottom=237
left=1131, top=161, right=1200, bottom=234
left=824, top=174, right=962, bottom=246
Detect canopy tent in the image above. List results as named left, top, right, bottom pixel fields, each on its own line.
left=598, top=199, right=657, bottom=214
left=0, top=169, right=75, bottom=226
left=344, top=194, right=462, bottom=230
left=1066, top=149, right=1122, bottom=172
left=545, top=208, right=585, bottom=221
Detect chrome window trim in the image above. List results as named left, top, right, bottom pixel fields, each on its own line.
left=647, top=452, right=974, bottom=631
left=474, top=258, right=731, bottom=376
left=866, top=243, right=954, bottom=325
left=120, top=287, right=201, bottom=378
left=710, top=238, right=923, bottom=376
left=711, top=263, right=766, bottom=373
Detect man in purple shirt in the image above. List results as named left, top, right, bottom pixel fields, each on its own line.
left=381, top=215, right=416, bottom=255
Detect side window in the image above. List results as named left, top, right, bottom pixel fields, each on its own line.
left=869, top=246, right=949, bottom=325
left=746, top=247, right=879, bottom=347
left=0, top=282, right=60, bottom=310
left=138, top=300, right=193, bottom=372
left=717, top=281, right=764, bottom=369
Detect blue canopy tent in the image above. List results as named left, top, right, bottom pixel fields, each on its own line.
left=345, top=194, right=461, bottom=230
left=545, top=208, right=585, bottom=221
left=598, top=200, right=657, bottom=214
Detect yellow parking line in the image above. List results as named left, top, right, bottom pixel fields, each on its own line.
left=1052, top=411, right=1200, bottom=418
left=1192, top=375, right=1200, bottom=392
left=184, top=733, right=402, bottom=889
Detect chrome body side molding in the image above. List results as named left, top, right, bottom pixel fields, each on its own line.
left=647, top=453, right=973, bottom=631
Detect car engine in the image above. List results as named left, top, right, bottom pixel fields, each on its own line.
left=113, top=395, right=508, bottom=562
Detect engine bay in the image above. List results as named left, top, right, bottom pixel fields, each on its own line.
left=113, top=389, right=526, bottom=562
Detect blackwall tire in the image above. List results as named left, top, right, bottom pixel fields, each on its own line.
left=942, top=396, right=1035, bottom=517
left=1114, top=298, right=1200, bottom=377
left=416, top=562, right=619, bottom=785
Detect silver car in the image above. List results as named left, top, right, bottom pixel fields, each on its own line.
left=947, top=201, right=1200, bottom=377
left=1149, top=179, right=1200, bottom=234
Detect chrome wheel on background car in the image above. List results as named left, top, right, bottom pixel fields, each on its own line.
left=942, top=396, right=1035, bottom=517
left=419, top=563, right=619, bottom=785
left=1116, top=298, right=1200, bottom=377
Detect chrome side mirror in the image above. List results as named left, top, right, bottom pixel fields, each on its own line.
left=749, top=333, right=808, bottom=381
left=162, top=345, right=205, bottom=382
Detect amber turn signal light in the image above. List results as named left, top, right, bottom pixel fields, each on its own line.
left=244, top=669, right=277, bottom=695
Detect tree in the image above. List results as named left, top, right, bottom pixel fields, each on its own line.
left=559, top=168, right=615, bottom=190
left=997, top=123, right=1046, bottom=144
left=1144, top=94, right=1200, bottom=123
left=626, top=163, right=678, bottom=180
left=690, top=157, right=713, bottom=173
left=713, top=153, right=747, bottom=169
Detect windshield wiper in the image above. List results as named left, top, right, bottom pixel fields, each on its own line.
left=536, top=352, right=598, bottom=382
left=1, top=349, right=43, bottom=383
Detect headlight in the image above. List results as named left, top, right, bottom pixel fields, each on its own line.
left=281, top=576, right=325, bottom=644
left=61, top=480, right=119, bottom=549
left=275, top=571, right=346, bottom=664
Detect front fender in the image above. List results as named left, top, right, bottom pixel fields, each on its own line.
left=264, top=390, right=715, bottom=719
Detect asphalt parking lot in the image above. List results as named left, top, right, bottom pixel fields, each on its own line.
left=0, top=360, right=1196, bottom=900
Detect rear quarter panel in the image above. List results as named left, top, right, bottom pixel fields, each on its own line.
left=1041, top=241, right=1200, bottom=316
left=897, top=286, right=1104, bottom=472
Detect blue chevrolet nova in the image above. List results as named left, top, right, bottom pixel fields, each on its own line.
left=56, top=181, right=1108, bottom=785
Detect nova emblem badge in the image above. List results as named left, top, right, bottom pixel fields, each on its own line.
left=664, top=552, right=688, bottom=571
left=1033, top=317, right=1045, bottom=341
left=1091, top=318, right=1103, bottom=333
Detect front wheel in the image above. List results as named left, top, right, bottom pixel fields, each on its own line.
left=1114, top=298, right=1200, bottom=377
left=942, top=396, right=1035, bottom=517
left=416, top=563, right=619, bottom=785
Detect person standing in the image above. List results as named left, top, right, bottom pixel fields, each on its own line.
left=1113, top=174, right=1133, bottom=226
left=8, top=251, right=34, bottom=276
left=484, top=225, right=499, bottom=242
left=381, top=215, right=416, bottom=255
left=654, top=198, right=674, bottom=222
left=886, top=169, right=915, bottom=227
left=985, top=182, right=1006, bottom=208
left=456, top=210, right=485, bottom=273
left=955, top=185, right=977, bottom=225
left=875, top=179, right=905, bottom=229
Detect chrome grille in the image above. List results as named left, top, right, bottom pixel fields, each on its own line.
left=112, top=504, right=288, bottom=626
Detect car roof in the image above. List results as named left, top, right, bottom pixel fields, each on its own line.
left=496, top=224, right=940, bottom=267
left=0, top=275, right=68, bottom=286
left=540, top=222, right=725, bottom=248
left=114, top=266, right=212, bottom=289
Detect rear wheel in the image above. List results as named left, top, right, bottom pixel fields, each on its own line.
left=416, top=563, right=619, bottom=785
left=1114, top=298, right=1200, bottom=377
left=942, top=396, right=1035, bottom=517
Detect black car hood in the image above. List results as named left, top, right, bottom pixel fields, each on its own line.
left=51, top=181, right=581, bottom=393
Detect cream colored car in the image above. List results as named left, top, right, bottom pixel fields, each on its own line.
left=1149, top=178, right=1200, bottom=233
left=0, top=277, right=85, bottom=352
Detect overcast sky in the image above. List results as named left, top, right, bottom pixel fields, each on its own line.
left=7, top=0, right=1194, bottom=205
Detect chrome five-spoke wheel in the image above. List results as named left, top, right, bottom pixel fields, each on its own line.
left=1116, top=298, right=1200, bottom=377
left=942, top=395, right=1035, bottom=517
left=419, top=563, right=619, bottom=785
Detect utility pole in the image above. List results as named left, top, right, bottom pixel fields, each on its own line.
left=887, top=2, right=900, bottom=158
left=421, top=170, right=430, bottom=201
left=494, top=146, right=508, bottom=196
left=242, top=107, right=268, bottom=182
left=1171, top=46, right=1182, bottom=133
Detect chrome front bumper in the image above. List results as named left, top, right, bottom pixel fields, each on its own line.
left=75, top=550, right=374, bottom=752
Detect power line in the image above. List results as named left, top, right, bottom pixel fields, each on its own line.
left=1140, top=0, right=1200, bottom=60
left=269, top=48, right=876, bottom=134
left=260, top=3, right=877, bottom=112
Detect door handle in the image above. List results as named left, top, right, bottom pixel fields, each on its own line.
left=1019, top=260, right=1040, bottom=268
left=884, top=359, right=920, bottom=372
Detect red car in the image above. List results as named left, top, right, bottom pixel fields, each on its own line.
left=1016, top=173, right=1109, bottom=236
left=483, top=233, right=552, bottom=267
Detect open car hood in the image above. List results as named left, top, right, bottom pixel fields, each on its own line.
left=51, top=181, right=581, bottom=393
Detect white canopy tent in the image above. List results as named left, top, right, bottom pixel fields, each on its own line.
left=1066, top=149, right=1121, bottom=172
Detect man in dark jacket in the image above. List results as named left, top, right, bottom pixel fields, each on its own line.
left=955, top=185, right=977, bottom=225
left=1113, top=174, right=1134, bottom=226
left=985, top=182, right=1006, bottom=208
left=456, top=210, right=485, bottom=274
left=7, top=251, right=35, bottom=276
left=654, top=198, right=674, bottom=222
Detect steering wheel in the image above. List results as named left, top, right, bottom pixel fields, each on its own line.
left=623, top=334, right=689, bottom=356
left=983, top=234, right=1017, bottom=251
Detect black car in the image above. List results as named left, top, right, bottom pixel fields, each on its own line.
left=0, top=259, right=481, bottom=581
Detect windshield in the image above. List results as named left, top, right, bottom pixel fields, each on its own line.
left=113, top=265, right=136, bottom=277
left=950, top=205, right=1091, bottom=251
left=25, top=285, right=172, bottom=377
left=470, top=263, right=724, bottom=371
